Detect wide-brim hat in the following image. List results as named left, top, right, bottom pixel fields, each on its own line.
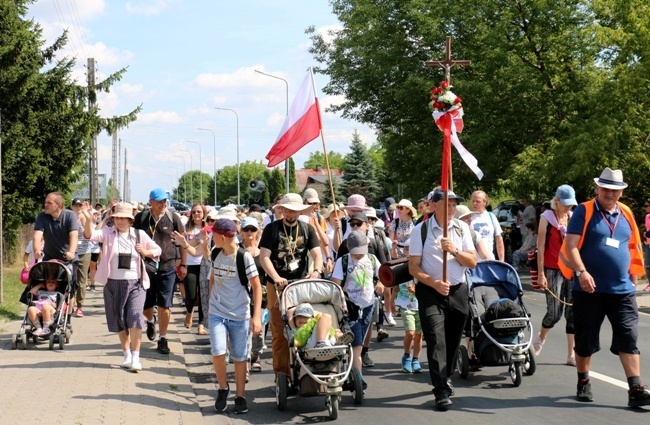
left=366, top=207, right=378, bottom=219
left=594, top=167, right=628, bottom=190
left=390, top=199, right=417, bottom=217
left=278, top=193, right=310, bottom=212
left=112, top=202, right=134, bottom=219
left=323, top=203, right=346, bottom=219
left=454, top=204, right=475, bottom=220
left=342, top=194, right=371, bottom=212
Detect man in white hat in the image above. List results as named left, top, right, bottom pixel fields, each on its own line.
left=259, top=193, right=324, bottom=383
left=563, top=167, right=650, bottom=407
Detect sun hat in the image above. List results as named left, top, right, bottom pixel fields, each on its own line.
left=206, top=209, right=219, bottom=220
left=149, top=188, right=167, bottom=201
left=594, top=167, right=628, bottom=190
left=323, top=203, right=346, bottom=219
left=111, top=202, right=134, bottom=219
left=555, top=184, right=578, bottom=206
left=241, top=217, right=260, bottom=230
left=278, top=193, right=310, bottom=212
left=384, top=197, right=396, bottom=211
left=294, top=303, right=315, bottom=318
left=211, top=218, right=238, bottom=238
left=431, top=189, right=465, bottom=203
left=216, top=206, right=241, bottom=223
left=374, top=220, right=385, bottom=231
left=454, top=205, right=475, bottom=220
left=302, top=188, right=320, bottom=204
left=366, top=207, right=378, bottom=219
left=342, top=194, right=371, bottom=212
left=348, top=230, right=369, bottom=255
left=390, top=199, right=417, bottom=217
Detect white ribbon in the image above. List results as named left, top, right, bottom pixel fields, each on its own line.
left=432, top=111, right=484, bottom=181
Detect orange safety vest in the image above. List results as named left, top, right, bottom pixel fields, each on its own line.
left=558, top=199, right=644, bottom=279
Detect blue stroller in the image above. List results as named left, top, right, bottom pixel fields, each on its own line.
left=456, top=260, right=535, bottom=386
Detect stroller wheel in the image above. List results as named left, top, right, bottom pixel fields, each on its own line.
left=327, top=395, right=340, bottom=420
left=11, top=334, right=18, bottom=350
left=349, top=367, right=364, bottom=405
left=524, top=348, right=536, bottom=376
left=510, top=362, right=523, bottom=387
left=276, top=372, right=288, bottom=411
left=59, top=333, right=66, bottom=350
left=20, top=334, right=28, bottom=350
left=456, top=345, right=470, bottom=379
left=49, top=334, right=55, bottom=350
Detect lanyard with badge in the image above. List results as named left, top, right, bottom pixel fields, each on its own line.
left=600, top=209, right=621, bottom=249
left=283, top=222, right=301, bottom=271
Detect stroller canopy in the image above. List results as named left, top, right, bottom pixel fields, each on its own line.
left=467, top=261, right=523, bottom=300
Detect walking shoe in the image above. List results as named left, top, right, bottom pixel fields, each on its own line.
left=376, top=328, right=389, bottom=342
left=130, top=359, right=142, bottom=372
left=628, top=384, right=650, bottom=407
left=214, top=387, right=230, bottom=412
left=576, top=379, right=594, bottom=402
left=41, top=327, right=51, bottom=337
left=180, top=298, right=186, bottom=307
left=121, top=359, right=132, bottom=369
left=32, top=328, right=43, bottom=337
left=532, top=334, right=545, bottom=357
left=314, top=340, right=332, bottom=349
left=233, top=396, right=248, bottom=414
left=157, top=338, right=170, bottom=355
left=335, top=330, right=354, bottom=346
left=362, top=352, right=375, bottom=368
left=75, top=308, right=84, bottom=317
left=566, top=356, right=576, bottom=367
left=401, top=354, right=412, bottom=373
left=435, top=394, right=453, bottom=411
left=447, top=378, right=455, bottom=396
left=385, top=313, right=397, bottom=326
left=411, top=358, right=422, bottom=373
left=146, top=320, right=156, bottom=341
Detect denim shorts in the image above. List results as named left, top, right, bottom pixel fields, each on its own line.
left=209, top=313, right=250, bottom=362
left=143, top=266, right=176, bottom=309
left=349, top=303, right=374, bottom=347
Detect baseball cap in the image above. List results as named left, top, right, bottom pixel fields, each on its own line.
left=211, top=218, right=238, bottom=238
left=71, top=198, right=83, bottom=205
left=348, top=230, right=369, bottom=255
left=240, top=217, right=260, bottom=230
left=149, top=188, right=167, bottom=201
left=431, top=189, right=465, bottom=203
left=350, top=212, right=368, bottom=223
left=302, top=188, right=320, bottom=204
left=555, top=184, right=578, bottom=206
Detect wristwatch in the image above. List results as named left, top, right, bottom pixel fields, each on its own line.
left=575, top=269, right=586, bottom=277
left=451, top=249, right=459, bottom=257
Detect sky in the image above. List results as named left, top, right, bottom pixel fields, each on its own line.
left=27, top=0, right=376, bottom=204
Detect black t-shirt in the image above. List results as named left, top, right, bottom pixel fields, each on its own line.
left=259, top=219, right=319, bottom=281
left=133, top=210, right=184, bottom=270
left=34, top=209, right=79, bottom=262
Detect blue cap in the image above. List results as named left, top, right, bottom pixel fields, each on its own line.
left=240, top=217, right=260, bottom=230
left=555, top=184, right=577, bottom=206
left=149, top=188, right=167, bottom=201
left=431, top=189, right=465, bottom=203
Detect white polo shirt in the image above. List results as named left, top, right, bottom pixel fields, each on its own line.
left=409, top=216, right=475, bottom=285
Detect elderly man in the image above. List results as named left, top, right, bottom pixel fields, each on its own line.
left=259, top=193, right=323, bottom=385
left=562, top=167, right=650, bottom=407
left=409, top=189, right=477, bottom=411
left=133, top=188, right=187, bottom=355
left=470, top=190, right=504, bottom=261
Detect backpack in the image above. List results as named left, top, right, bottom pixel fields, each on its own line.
left=420, top=217, right=464, bottom=245
left=136, top=209, right=179, bottom=233
left=341, top=253, right=378, bottom=283
left=210, top=246, right=251, bottom=297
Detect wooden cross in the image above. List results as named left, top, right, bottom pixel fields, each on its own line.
left=424, top=36, right=471, bottom=84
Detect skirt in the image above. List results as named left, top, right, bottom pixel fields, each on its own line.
left=104, top=278, right=146, bottom=333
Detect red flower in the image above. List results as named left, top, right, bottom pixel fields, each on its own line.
left=433, top=102, right=446, bottom=109
left=432, top=87, right=442, bottom=95
left=454, top=97, right=462, bottom=104
left=440, top=81, right=449, bottom=89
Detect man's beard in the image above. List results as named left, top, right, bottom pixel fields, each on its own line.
left=283, top=215, right=298, bottom=225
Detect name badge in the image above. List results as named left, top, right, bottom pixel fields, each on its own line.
left=605, top=237, right=620, bottom=249
left=288, top=260, right=299, bottom=271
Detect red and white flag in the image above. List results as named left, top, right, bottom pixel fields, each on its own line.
left=266, top=68, right=322, bottom=167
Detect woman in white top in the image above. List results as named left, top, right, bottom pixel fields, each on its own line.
left=184, top=202, right=208, bottom=334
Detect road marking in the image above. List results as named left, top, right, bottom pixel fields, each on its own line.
left=590, top=371, right=628, bottom=389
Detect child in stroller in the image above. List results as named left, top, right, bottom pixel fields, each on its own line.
left=27, top=278, right=59, bottom=337
left=291, top=303, right=354, bottom=349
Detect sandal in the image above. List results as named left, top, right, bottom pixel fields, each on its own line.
left=184, top=313, right=192, bottom=328
left=197, top=324, right=207, bottom=335
left=251, top=361, right=262, bottom=372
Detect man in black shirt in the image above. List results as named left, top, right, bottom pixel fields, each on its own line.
left=259, top=193, right=323, bottom=382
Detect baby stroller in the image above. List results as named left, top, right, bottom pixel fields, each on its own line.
left=456, top=260, right=535, bottom=387
left=11, top=260, right=73, bottom=350
left=277, top=278, right=359, bottom=420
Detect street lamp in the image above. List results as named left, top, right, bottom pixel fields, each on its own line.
left=186, top=140, right=202, bottom=203
left=255, top=70, right=290, bottom=193
left=173, top=155, right=187, bottom=204
left=215, top=107, right=240, bottom=205
left=197, top=127, right=217, bottom=206
left=179, top=149, right=193, bottom=203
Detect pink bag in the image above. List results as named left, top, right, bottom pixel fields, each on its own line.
left=20, top=268, right=30, bottom=285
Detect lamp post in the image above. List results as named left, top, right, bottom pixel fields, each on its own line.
left=255, top=70, right=290, bottom=193
left=197, top=127, right=217, bottom=206
left=215, top=107, right=240, bottom=205
left=186, top=140, right=202, bottom=203
left=179, top=149, right=193, bottom=203
left=173, top=155, right=187, bottom=204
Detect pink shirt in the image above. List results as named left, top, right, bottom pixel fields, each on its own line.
left=87, top=227, right=161, bottom=289
left=646, top=214, right=650, bottom=245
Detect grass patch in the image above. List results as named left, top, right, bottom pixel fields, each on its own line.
left=0, top=265, right=27, bottom=322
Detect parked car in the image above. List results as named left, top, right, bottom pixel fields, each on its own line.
left=170, top=200, right=190, bottom=212
left=491, top=200, right=524, bottom=264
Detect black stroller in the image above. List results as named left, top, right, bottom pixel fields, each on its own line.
left=11, top=260, right=74, bottom=350
left=456, top=260, right=536, bottom=386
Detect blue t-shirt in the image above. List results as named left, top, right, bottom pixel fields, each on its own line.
left=566, top=200, right=635, bottom=294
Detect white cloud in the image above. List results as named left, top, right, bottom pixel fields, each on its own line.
left=138, top=111, right=185, bottom=124
left=193, top=65, right=287, bottom=90
left=125, top=0, right=182, bottom=16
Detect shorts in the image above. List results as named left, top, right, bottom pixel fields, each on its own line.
left=349, top=303, right=374, bottom=347
left=209, top=313, right=250, bottom=362
left=143, top=266, right=176, bottom=309
left=572, top=291, right=639, bottom=357
left=399, top=308, right=422, bottom=333
left=90, top=252, right=100, bottom=262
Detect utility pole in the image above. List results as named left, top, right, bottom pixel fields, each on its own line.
left=87, top=58, right=99, bottom=204
left=118, top=138, right=122, bottom=200
left=111, top=126, right=117, bottom=200
left=123, top=147, right=128, bottom=200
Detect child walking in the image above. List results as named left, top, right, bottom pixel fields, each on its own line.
left=395, top=280, right=423, bottom=373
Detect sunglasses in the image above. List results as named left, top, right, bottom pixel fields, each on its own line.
left=367, top=217, right=377, bottom=222
left=396, top=205, right=407, bottom=210
left=308, top=202, right=319, bottom=205
left=242, top=226, right=258, bottom=232
left=349, top=221, right=365, bottom=228
left=206, top=218, right=216, bottom=223
left=645, top=205, right=650, bottom=207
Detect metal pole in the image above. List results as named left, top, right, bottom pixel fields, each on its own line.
left=215, top=108, right=240, bottom=205
left=197, top=127, right=217, bottom=206
left=0, top=109, right=4, bottom=303
left=173, top=155, right=186, bottom=204
left=179, top=149, right=193, bottom=203
left=255, top=70, right=290, bottom=193
left=186, top=141, right=202, bottom=203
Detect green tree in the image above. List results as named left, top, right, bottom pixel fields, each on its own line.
left=216, top=161, right=268, bottom=205
left=342, top=130, right=380, bottom=205
left=303, top=150, right=346, bottom=171
left=263, top=167, right=285, bottom=203
left=288, top=158, right=298, bottom=193
left=321, top=178, right=346, bottom=205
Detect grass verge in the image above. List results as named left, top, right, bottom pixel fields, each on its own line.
left=0, top=265, right=26, bottom=326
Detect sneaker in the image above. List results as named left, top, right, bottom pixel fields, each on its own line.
left=32, top=328, right=43, bottom=336
left=566, top=356, right=576, bottom=367
left=435, top=395, right=453, bottom=411
left=215, top=387, right=230, bottom=412
left=233, top=396, right=248, bottom=414
left=532, top=334, right=545, bottom=357
left=376, top=328, right=389, bottom=342
left=401, top=354, right=412, bottom=373
left=335, top=330, right=354, bottom=346
left=644, top=284, right=650, bottom=292
left=157, top=338, right=170, bottom=355
left=385, top=313, right=397, bottom=326
left=41, top=327, right=51, bottom=337
left=314, top=340, right=332, bottom=349
left=130, top=359, right=142, bottom=372
left=576, top=379, right=594, bottom=402
left=628, top=384, right=650, bottom=407
left=411, top=358, right=422, bottom=373
left=180, top=299, right=186, bottom=307
left=75, top=308, right=84, bottom=317
left=447, top=378, right=455, bottom=396
left=121, top=359, right=132, bottom=369
left=146, top=321, right=156, bottom=341
left=362, top=352, right=375, bottom=368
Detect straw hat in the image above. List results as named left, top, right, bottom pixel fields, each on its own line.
left=111, top=202, right=134, bottom=219
left=323, top=203, right=346, bottom=219
left=390, top=199, right=417, bottom=218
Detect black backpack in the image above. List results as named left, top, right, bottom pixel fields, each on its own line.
left=211, top=246, right=251, bottom=297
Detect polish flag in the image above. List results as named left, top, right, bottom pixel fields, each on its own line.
left=266, top=69, right=322, bottom=167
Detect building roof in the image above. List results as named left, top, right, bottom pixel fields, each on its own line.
left=293, top=168, right=343, bottom=190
